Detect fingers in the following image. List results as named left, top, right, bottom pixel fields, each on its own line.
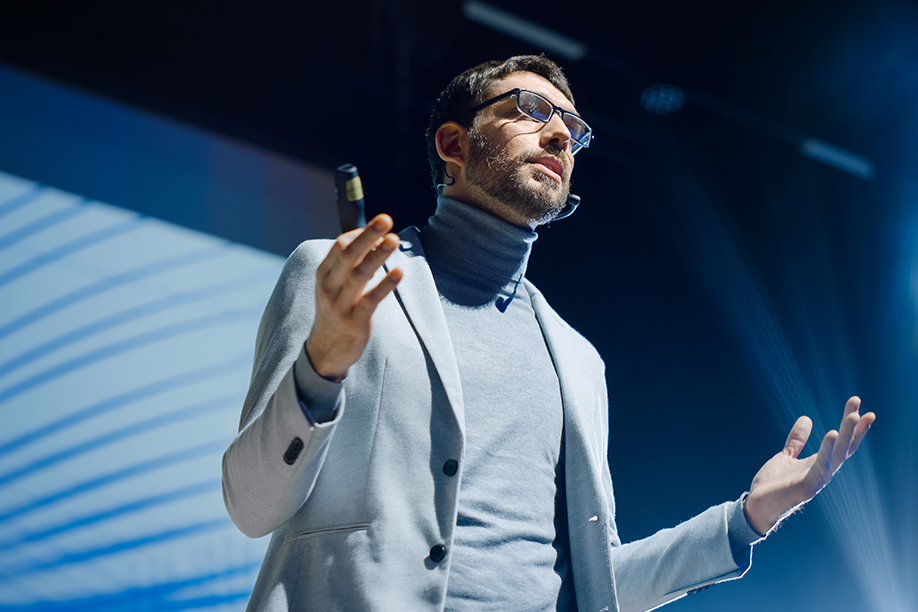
left=817, top=397, right=876, bottom=479
left=355, top=267, right=404, bottom=316
left=835, top=396, right=875, bottom=459
left=815, top=429, right=838, bottom=470
left=319, top=214, right=396, bottom=292
left=849, top=411, right=876, bottom=456
left=783, top=415, right=813, bottom=459
left=344, top=233, right=398, bottom=290
left=843, top=395, right=861, bottom=419
left=829, top=408, right=860, bottom=470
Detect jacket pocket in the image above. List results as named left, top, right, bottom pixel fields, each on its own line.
left=282, top=522, right=371, bottom=545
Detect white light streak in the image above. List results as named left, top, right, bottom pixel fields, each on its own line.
left=666, top=169, right=909, bottom=610
left=462, top=1, right=588, bottom=62
left=800, top=138, right=875, bottom=180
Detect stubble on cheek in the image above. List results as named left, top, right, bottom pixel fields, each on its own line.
left=465, top=128, right=570, bottom=224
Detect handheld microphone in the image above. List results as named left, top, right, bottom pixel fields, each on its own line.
left=335, top=164, right=367, bottom=232
left=554, top=193, right=580, bottom=221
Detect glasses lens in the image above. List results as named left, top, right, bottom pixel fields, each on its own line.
left=516, top=90, right=592, bottom=154
left=564, top=116, right=592, bottom=150
left=516, top=91, right=554, bottom=122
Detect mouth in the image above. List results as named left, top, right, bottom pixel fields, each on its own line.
left=530, top=156, right=564, bottom=183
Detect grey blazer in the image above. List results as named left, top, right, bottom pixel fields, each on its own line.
left=222, top=227, right=756, bottom=612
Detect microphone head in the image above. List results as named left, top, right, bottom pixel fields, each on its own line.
left=553, top=194, right=580, bottom=221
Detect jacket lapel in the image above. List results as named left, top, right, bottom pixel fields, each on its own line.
left=527, top=280, right=618, bottom=611
left=526, top=282, right=606, bottom=480
left=385, top=227, right=466, bottom=438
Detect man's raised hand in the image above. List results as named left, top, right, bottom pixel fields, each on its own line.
left=305, top=214, right=403, bottom=382
left=744, top=396, right=875, bottom=535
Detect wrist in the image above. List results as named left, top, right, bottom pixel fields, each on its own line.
left=742, top=493, right=768, bottom=538
left=304, top=338, right=348, bottom=383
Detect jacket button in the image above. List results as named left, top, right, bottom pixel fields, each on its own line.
left=442, top=459, right=458, bottom=476
left=283, top=437, right=304, bottom=465
left=429, top=544, right=447, bottom=563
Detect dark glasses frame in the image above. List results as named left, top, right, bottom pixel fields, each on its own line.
left=461, top=88, right=593, bottom=154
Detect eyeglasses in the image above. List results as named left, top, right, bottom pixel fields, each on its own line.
left=462, top=88, right=593, bottom=154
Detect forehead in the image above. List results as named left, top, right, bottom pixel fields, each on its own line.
left=485, top=71, right=577, bottom=114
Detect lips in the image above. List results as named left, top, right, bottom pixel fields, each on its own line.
left=531, top=156, right=564, bottom=182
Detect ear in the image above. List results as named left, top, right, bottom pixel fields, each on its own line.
left=435, top=121, right=469, bottom=172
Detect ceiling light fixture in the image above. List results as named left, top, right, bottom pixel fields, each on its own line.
left=462, top=1, right=587, bottom=62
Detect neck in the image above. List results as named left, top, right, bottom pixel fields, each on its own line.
left=441, top=185, right=537, bottom=230
left=419, top=196, right=537, bottom=299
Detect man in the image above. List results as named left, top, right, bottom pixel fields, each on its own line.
left=222, top=55, right=874, bottom=612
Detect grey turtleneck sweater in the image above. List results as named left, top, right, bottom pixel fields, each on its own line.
left=419, top=197, right=575, bottom=611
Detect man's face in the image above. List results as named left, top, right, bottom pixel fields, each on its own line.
left=463, top=71, right=577, bottom=227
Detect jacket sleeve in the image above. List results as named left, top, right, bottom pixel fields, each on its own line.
left=222, top=239, right=345, bottom=538
left=597, top=369, right=762, bottom=612
left=609, top=495, right=763, bottom=612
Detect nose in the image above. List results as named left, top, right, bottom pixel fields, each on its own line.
left=541, top=113, right=573, bottom=153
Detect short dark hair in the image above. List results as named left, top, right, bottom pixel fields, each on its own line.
left=425, top=55, right=575, bottom=188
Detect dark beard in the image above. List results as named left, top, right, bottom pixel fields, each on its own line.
left=465, top=127, right=570, bottom=226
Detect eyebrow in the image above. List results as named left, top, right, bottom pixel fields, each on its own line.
left=532, top=88, right=577, bottom=114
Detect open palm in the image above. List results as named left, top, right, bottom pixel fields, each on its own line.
left=744, top=396, right=875, bottom=535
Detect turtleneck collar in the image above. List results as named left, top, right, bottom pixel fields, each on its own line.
left=419, top=196, right=538, bottom=305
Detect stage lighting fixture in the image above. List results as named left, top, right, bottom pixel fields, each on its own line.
left=641, top=84, right=685, bottom=114
left=462, top=0, right=587, bottom=62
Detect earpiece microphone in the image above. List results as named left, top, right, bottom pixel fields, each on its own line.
left=553, top=193, right=580, bottom=221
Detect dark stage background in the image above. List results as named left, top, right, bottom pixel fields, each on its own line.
left=1, top=1, right=914, bottom=610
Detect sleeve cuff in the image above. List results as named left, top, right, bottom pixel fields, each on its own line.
left=293, top=345, right=343, bottom=424
left=727, top=493, right=767, bottom=569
